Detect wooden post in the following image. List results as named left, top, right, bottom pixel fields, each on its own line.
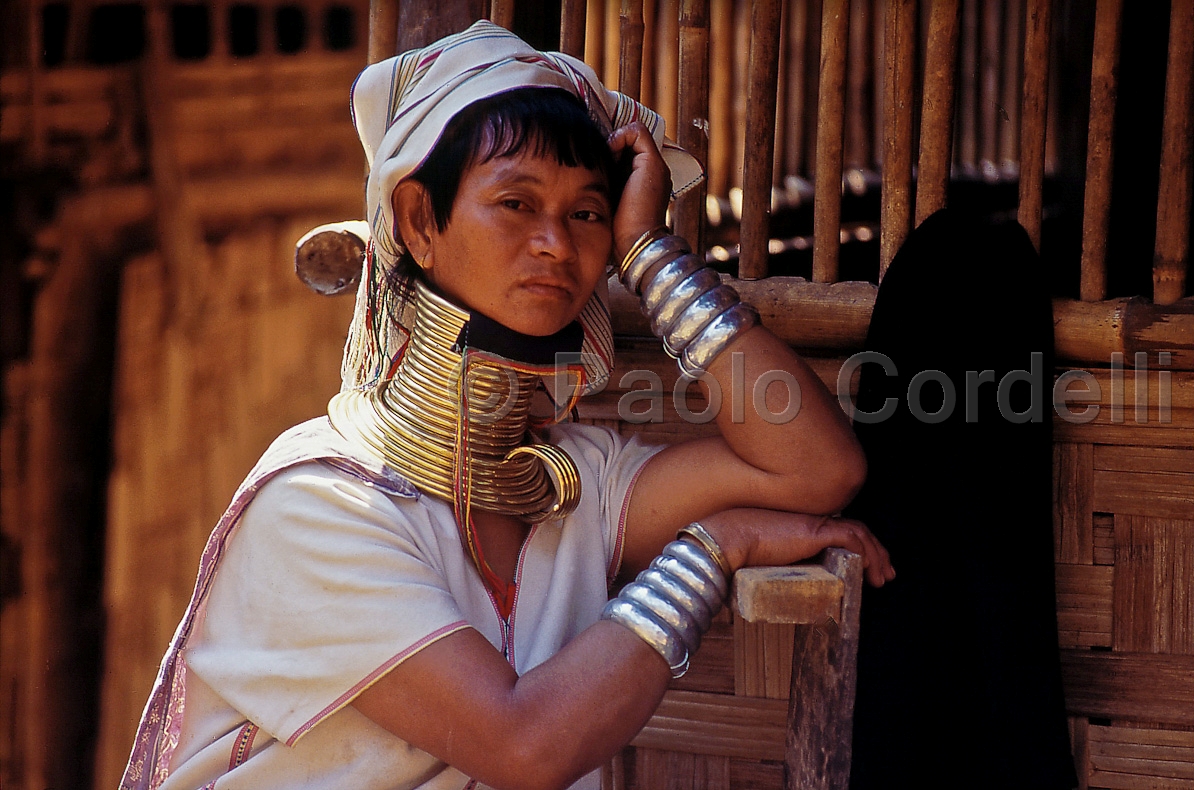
left=998, top=0, right=1023, bottom=177
left=784, top=549, right=863, bottom=790
left=915, top=0, right=961, bottom=226
left=641, top=0, right=658, bottom=112
left=561, top=0, right=587, bottom=58
left=674, top=0, right=711, bottom=252
left=1153, top=0, right=1193, bottom=305
left=738, top=0, right=783, bottom=280
left=1079, top=0, right=1123, bottom=303
left=620, top=0, right=645, bottom=101
left=605, top=1, right=621, bottom=88
left=368, top=0, right=398, bottom=63
left=489, top=0, right=514, bottom=31
left=1018, top=0, right=1052, bottom=251
left=880, top=0, right=916, bottom=279
left=803, top=0, right=825, bottom=183
left=812, top=0, right=850, bottom=284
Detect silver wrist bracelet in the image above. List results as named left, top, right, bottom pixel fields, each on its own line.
left=618, top=232, right=761, bottom=376
left=600, top=532, right=729, bottom=678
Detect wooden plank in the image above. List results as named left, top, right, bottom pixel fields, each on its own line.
left=729, top=758, right=784, bottom=789
left=915, top=0, right=961, bottom=226
left=733, top=618, right=795, bottom=699
left=1089, top=724, right=1194, bottom=789
left=1093, top=513, right=1116, bottom=566
left=1060, top=650, right=1194, bottom=726
left=1094, top=446, right=1194, bottom=475
left=1094, top=473, right=1194, bottom=521
left=737, top=0, right=783, bottom=280
left=634, top=748, right=732, bottom=790
left=879, top=0, right=916, bottom=278
left=785, top=548, right=861, bottom=790
left=812, top=0, right=850, bottom=284
left=1053, top=443, right=1095, bottom=564
left=1070, top=716, right=1092, bottom=790
left=1113, top=516, right=1194, bottom=654
left=1017, top=0, right=1052, bottom=250
left=1055, top=564, right=1113, bottom=648
left=674, top=612, right=736, bottom=695
left=1079, top=0, right=1124, bottom=302
left=1054, top=422, right=1194, bottom=447
left=732, top=565, right=843, bottom=625
left=632, top=690, right=788, bottom=762
left=1152, top=0, right=1193, bottom=306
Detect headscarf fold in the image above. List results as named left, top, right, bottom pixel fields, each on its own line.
left=344, top=19, right=703, bottom=395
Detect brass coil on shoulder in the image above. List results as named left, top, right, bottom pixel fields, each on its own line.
left=328, top=280, right=581, bottom=521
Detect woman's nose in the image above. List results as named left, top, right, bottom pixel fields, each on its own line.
left=530, top=215, right=578, bottom=261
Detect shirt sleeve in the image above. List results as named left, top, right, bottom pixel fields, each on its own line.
left=183, top=462, right=470, bottom=747
left=547, top=423, right=665, bottom=580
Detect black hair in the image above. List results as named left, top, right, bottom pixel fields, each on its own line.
left=388, top=86, right=622, bottom=301
left=410, top=86, right=620, bottom=230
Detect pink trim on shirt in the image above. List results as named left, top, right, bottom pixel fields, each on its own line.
left=504, top=524, right=539, bottom=672
left=228, top=722, right=258, bottom=770
left=285, top=620, right=471, bottom=747
left=608, top=461, right=649, bottom=583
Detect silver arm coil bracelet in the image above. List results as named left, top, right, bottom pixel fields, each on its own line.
left=600, top=538, right=729, bottom=678
left=621, top=235, right=691, bottom=296
left=619, top=232, right=761, bottom=376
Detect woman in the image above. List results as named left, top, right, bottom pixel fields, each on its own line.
left=122, top=20, right=893, bottom=790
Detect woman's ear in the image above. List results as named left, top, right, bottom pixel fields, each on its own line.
left=392, top=180, right=435, bottom=269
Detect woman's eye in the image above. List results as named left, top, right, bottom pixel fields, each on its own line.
left=501, top=199, right=527, bottom=211
left=572, top=210, right=605, bottom=222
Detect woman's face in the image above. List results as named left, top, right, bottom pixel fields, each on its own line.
left=411, top=150, right=613, bottom=337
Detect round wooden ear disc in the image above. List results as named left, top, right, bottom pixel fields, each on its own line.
left=294, top=222, right=369, bottom=296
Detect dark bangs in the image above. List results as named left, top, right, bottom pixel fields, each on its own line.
left=412, top=87, right=619, bottom=230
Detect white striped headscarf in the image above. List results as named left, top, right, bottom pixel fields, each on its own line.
left=343, top=19, right=702, bottom=396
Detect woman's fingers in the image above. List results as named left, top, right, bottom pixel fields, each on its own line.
left=607, top=123, right=669, bottom=257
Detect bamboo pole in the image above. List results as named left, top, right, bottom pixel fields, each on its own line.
left=641, top=0, right=657, bottom=110
left=804, top=0, right=824, bottom=182
left=1153, top=0, right=1193, bottom=305
left=561, top=0, right=587, bottom=58
left=26, top=0, right=46, bottom=163
left=1079, top=0, right=1123, bottom=303
left=846, top=0, right=873, bottom=171
left=1017, top=0, right=1052, bottom=251
left=605, top=1, right=622, bottom=88
left=978, top=0, right=1001, bottom=179
left=871, top=0, right=885, bottom=172
left=782, top=0, right=808, bottom=178
left=915, top=0, right=961, bottom=226
left=674, top=0, right=711, bottom=252
left=708, top=0, right=733, bottom=198
left=812, top=0, right=850, bottom=284
left=211, top=0, right=230, bottom=58
left=620, top=0, right=645, bottom=101
left=998, top=0, right=1023, bottom=176
left=656, top=0, right=680, bottom=134
left=368, top=0, right=397, bottom=63
left=733, top=0, right=752, bottom=192
left=585, top=0, right=604, bottom=78
left=880, top=0, right=916, bottom=279
left=738, top=0, right=784, bottom=280
left=489, top=0, right=514, bottom=31
left=955, top=0, right=977, bottom=175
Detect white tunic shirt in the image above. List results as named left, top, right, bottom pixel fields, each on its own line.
left=158, top=422, right=661, bottom=789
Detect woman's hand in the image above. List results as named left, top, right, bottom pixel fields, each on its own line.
left=699, top=509, right=896, bottom=588
left=608, top=122, right=670, bottom=261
